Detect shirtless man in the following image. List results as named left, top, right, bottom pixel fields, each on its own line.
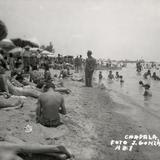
left=36, top=83, right=66, bottom=127
left=108, top=70, right=114, bottom=80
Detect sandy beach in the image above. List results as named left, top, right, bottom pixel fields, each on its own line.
left=0, top=74, right=154, bottom=160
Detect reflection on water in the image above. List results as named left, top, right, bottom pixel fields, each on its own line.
left=95, top=64, right=160, bottom=115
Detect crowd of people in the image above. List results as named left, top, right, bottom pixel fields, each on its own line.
left=0, top=20, right=99, bottom=132
left=98, top=70, right=124, bottom=84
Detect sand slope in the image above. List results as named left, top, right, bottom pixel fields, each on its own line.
left=0, top=78, right=150, bottom=160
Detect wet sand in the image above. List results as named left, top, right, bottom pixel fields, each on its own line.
left=0, top=76, right=157, bottom=160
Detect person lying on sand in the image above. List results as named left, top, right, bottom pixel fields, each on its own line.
left=0, top=96, right=23, bottom=110
left=36, top=83, right=66, bottom=127
left=0, top=149, right=23, bottom=160
left=7, top=79, right=41, bottom=98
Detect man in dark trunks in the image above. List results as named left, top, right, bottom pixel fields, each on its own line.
left=85, top=50, right=96, bottom=87
left=36, top=83, right=66, bottom=127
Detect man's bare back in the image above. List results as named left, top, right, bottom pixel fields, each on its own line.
left=36, top=88, right=66, bottom=127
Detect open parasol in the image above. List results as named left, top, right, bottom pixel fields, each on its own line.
left=0, top=39, right=15, bottom=50
left=9, top=47, right=23, bottom=57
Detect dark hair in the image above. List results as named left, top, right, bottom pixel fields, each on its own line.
left=43, top=83, right=55, bottom=92
left=144, top=84, right=150, bottom=89
left=0, top=49, right=4, bottom=55
left=87, top=50, right=92, bottom=56
left=44, top=64, right=49, bottom=70
left=9, top=53, right=13, bottom=57
left=32, top=66, right=37, bottom=70
left=139, top=81, right=143, bottom=85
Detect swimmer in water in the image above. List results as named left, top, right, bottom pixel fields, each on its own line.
left=119, top=75, right=124, bottom=83
left=152, top=72, right=160, bottom=80
left=108, top=70, right=114, bottom=80
left=143, top=70, right=151, bottom=79
left=115, top=72, right=120, bottom=79
left=143, top=84, right=152, bottom=97
left=139, top=80, right=144, bottom=87
left=139, top=81, right=152, bottom=96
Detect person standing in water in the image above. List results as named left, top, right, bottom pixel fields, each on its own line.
left=108, top=70, right=114, bottom=80
left=119, top=75, right=124, bottom=83
left=99, top=71, right=103, bottom=84
left=115, top=71, right=120, bottom=79
left=85, top=50, right=96, bottom=87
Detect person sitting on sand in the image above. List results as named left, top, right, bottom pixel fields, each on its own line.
left=115, top=71, right=120, bottom=79
left=152, top=72, right=160, bottom=80
left=44, top=64, right=52, bottom=85
left=30, top=67, right=44, bottom=89
left=0, top=50, right=10, bottom=96
left=36, top=83, right=66, bottom=127
left=59, top=69, right=68, bottom=79
left=108, top=70, right=114, bottom=80
left=99, top=71, right=103, bottom=84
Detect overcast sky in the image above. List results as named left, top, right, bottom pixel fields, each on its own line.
left=0, top=0, right=160, bottom=60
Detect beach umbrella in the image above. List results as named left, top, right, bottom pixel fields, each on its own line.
left=11, top=38, right=39, bottom=48
left=0, top=20, right=7, bottom=41
left=47, top=54, right=55, bottom=58
left=30, top=47, right=41, bottom=52
left=41, top=50, right=52, bottom=55
left=9, top=47, right=23, bottom=57
left=0, top=39, right=15, bottom=50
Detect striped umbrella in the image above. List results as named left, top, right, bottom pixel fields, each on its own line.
left=0, top=39, right=15, bottom=50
